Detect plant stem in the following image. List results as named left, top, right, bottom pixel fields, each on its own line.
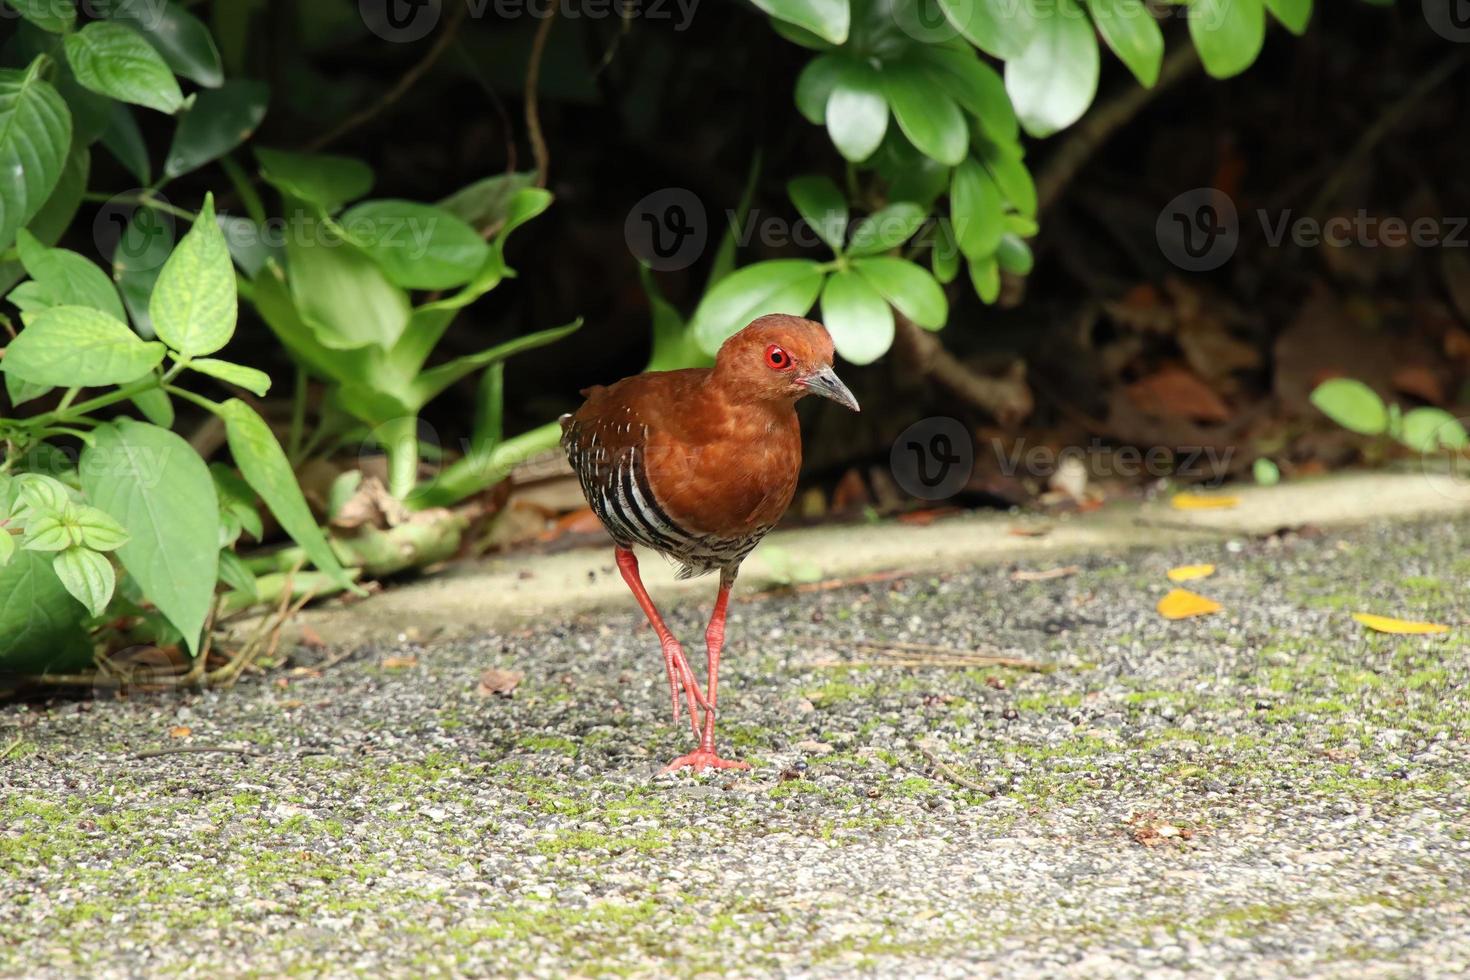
left=409, top=419, right=564, bottom=510
left=380, top=415, right=421, bottom=500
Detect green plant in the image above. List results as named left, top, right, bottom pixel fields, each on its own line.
left=1310, top=378, right=1469, bottom=455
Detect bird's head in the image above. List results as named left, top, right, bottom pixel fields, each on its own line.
left=713, top=314, right=860, bottom=412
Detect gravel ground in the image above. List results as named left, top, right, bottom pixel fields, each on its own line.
left=3, top=515, right=1468, bottom=978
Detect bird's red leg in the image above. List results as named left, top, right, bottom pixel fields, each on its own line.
left=614, top=547, right=707, bottom=735
left=662, top=574, right=750, bottom=774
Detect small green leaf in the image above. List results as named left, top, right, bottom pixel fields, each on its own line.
left=188, top=358, right=272, bottom=396
left=951, top=158, right=1004, bottom=259
left=852, top=256, right=948, bottom=330
left=1005, top=0, right=1100, bottom=138
left=1190, top=0, right=1267, bottom=79
left=969, top=254, right=1000, bottom=303
left=164, top=79, right=268, bottom=178
left=16, top=230, right=127, bottom=321
left=1263, top=0, right=1312, bottom=34
left=131, top=387, right=175, bottom=427
left=216, top=399, right=358, bottom=592
left=1400, top=408, right=1469, bottom=453
left=787, top=176, right=848, bottom=252
left=846, top=203, right=926, bottom=257
left=936, top=0, right=1036, bottom=60
left=72, top=505, right=129, bottom=551
left=1309, top=378, right=1389, bottom=436
left=1253, top=458, right=1281, bottom=486
left=0, top=60, right=73, bottom=253
left=15, top=474, right=70, bottom=515
left=979, top=141, right=1038, bottom=217
left=437, top=171, right=537, bottom=233
left=1, top=306, right=165, bottom=387
left=1087, top=0, right=1165, bottom=87
left=795, top=54, right=842, bottom=125
left=23, top=515, right=72, bottom=552
left=106, top=0, right=224, bottom=88
left=915, top=47, right=1018, bottom=146
left=749, top=0, right=849, bottom=44
left=149, top=194, right=237, bottom=356
left=64, top=22, right=185, bottom=114
left=689, top=260, right=826, bottom=356
left=932, top=218, right=960, bottom=284
left=881, top=62, right=968, bottom=166
left=825, top=60, right=888, bottom=163
left=820, top=268, right=894, bottom=365
left=255, top=147, right=373, bottom=213
left=53, top=547, right=115, bottom=617
left=996, top=233, right=1034, bottom=275
left=3, top=0, right=75, bottom=32
left=341, top=199, right=492, bottom=290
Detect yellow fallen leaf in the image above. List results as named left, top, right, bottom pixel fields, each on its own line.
left=1157, top=589, right=1223, bottom=620
left=168, top=725, right=191, bottom=738
left=381, top=656, right=419, bottom=669
left=1352, top=613, right=1450, bottom=635
left=1172, top=493, right=1241, bottom=511
left=1167, top=563, right=1216, bottom=582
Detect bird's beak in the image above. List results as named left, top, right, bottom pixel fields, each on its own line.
left=800, top=366, right=860, bottom=412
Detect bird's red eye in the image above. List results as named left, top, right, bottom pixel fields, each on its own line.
left=765, top=344, right=793, bottom=370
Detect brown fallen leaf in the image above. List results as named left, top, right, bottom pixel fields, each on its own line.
left=1172, top=493, right=1240, bottom=511
left=1352, top=613, right=1450, bottom=635
left=1157, top=589, right=1223, bottom=620
left=381, top=656, right=419, bottom=669
left=1391, top=365, right=1446, bottom=405
left=298, top=626, right=327, bottom=650
left=1126, top=365, right=1231, bottom=423
left=1167, top=563, right=1216, bottom=583
left=1010, top=565, right=1081, bottom=582
left=168, top=725, right=191, bottom=739
left=477, top=668, right=525, bottom=697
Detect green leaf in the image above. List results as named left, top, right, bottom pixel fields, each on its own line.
left=100, top=103, right=150, bottom=184
left=881, top=62, right=967, bottom=166
left=131, top=387, right=174, bottom=427
left=255, top=147, right=373, bottom=213
left=969, top=254, right=1000, bottom=303
left=936, top=0, right=1035, bottom=60
left=915, top=47, right=1017, bottom=146
left=64, top=22, right=185, bottom=114
left=186, top=358, right=271, bottom=396
left=12, top=142, right=88, bottom=260
left=1309, top=378, right=1388, bottom=436
left=72, top=505, right=129, bottom=551
left=15, top=474, right=70, bottom=515
left=437, top=171, right=537, bottom=234
left=1190, top=0, right=1266, bottom=79
left=951, top=158, right=1003, bottom=259
left=932, top=218, right=960, bottom=284
left=1253, top=458, right=1281, bottom=486
left=1263, top=0, right=1311, bottom=34
left=749, top=0, right=850, bottom=44
left=825, top=60, right=887, bottom=163
left=979, top=140, right=1038, bottom=217
left=1005, top=0, right=1100, bottom=138
left=217, top=548, right=256, bottom=599
left=846, top=202, right=926, bottom=256
left=1088, top=0, right=1164, bottom=87
left=0, top=551, right=93, bottom=674
left=164, top=79, right=268, bottom=178
left=23, top=515, right=74, bottom=552
left=3, top=0, right=75, bottom=32
left=795, top=54, right=842, bottom=125
left=995, top=232, right=1034, bottom=275
left=2, top=306, right=165, bottom=387
left=286, top=215, right=412, bottom=351
left=52, top=547, right=115, bottom=618
left=106, top=0, right=225, bottom=88
left=1400, top=408, right=1469, bottom=453
left=641, top=265, right=710, bottom=373
left=0, top=60, right=72, bottom=253
left=410, top=320, right=582, bottom=408
left=787, top=176, right=848, bottom=252
left=150, top=194, right=237, bottom=357
left=820, top=268, right=894, bottom=365
left=689, top=259, right=826, bottom=356
left=16, top=229, right=127, bottom=321
left=216, top=399, right=358, bottom=592
left=0, top=529, right=13, bottom=567
left=341, top=199, right=492, bottom=291
left=211, top=462, right=262, bottom=542
left=852, top=256, right=948, bottom=330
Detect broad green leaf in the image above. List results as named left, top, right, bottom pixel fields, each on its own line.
left=150, top=194, right=237, bottom=356
left=915, top=47, right=1017, bottom=146
left=101, top=103, right=150, bottom=184
left=80, top=420, right=219, bottom=654
left=217, top=399, right=357, bottom=591
left=3, top=0, right=74, bottom=32
left=881, top=62, right=967, bottom=166
left=820, top=268, right=894, bottom=365
left=255, top=147, right=373, bottom=213
left=0, top=60, right=72, bottom=253
left=1005, top=0, right=1100, bottom=138
left=1400, top=408, right=1469, bottom=453
left=969, top=254, right=1000, bottom=303
left=437, top=170, right=536, bottom=233
left=164, top=79, right=268, bottom=178
left=951, top=158, right=1004, bottom=259
left=52, top=547, right=115, bottom=617
left=749, top=0, right=849, bottom=44
left=1263, top=0, right=1311, bottom=34
left=846, top=202, right=926, bottom=256
left=64, top=22, right=185, bottom=114
left=689, top=259, right=826, bottom=356
left=286, top=215, right=411, bottom=351
left=1309, top=378, right=1388, bottom=436
left=15, top=230, right=126, bottom=322
left=0, top=551, right=93, bottom=673
left=1190, top=0, right=1266, bottom=79
left=1088, top=0, right=1164, bottom=87
left=106, top=0, right=224, bottom=87
left=852, top=256, right=948, bottom=330
left=825, top=60, right=887, bottom=163
left=795, top=54, right=842, bottom=125
left=787, top=176, right=848, bottom=252
left=1, top=306, right=165, bottom=387
left=995, top=232, right=1034, bottom=275
left=72, top=505, right=129, bottom=551
left=341, top=199, right=492, bottom=290
left=188, top=358, right=272, bottom=396
left=937, top=0, right=1035, bottom=60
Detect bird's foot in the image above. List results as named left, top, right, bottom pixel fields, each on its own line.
left=660, top=750, right=750, bottom=774
left=660, top=640, right=708, bottom=736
